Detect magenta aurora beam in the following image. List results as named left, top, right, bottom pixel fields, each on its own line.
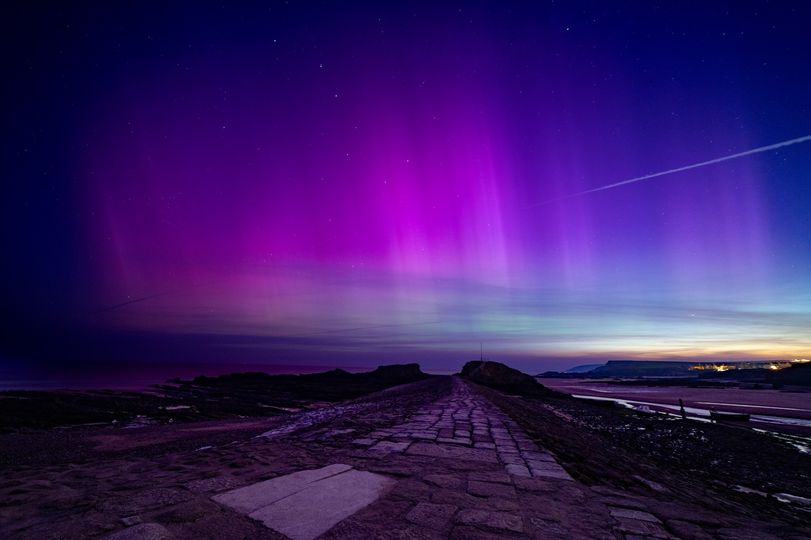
left=4, top=2, right=811, bottom=376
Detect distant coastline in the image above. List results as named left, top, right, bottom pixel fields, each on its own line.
left=0, top=363, right=367, bottom=391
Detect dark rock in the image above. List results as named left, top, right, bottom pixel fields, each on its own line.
left=101, top=523, right=173, bottom=540
left=665, top=519, right=715, bottom=540
left=405, top=502, right=457, bottom=531
left=424, top=474, right=465, bottom=490
left=459, top=361, right=565, bottom=397
left=467, top=480, right=516, bottom=498
left=454, top=508, right=524, bottom=533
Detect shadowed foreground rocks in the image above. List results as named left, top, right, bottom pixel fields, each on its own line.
left=1, top=366, right=809, bottom=539
left=0, top=364, right=431, bottom=434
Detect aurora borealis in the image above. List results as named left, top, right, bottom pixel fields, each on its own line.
left=4, top=2, right=811, bottom=376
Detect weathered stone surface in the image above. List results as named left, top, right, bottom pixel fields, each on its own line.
left=666, top=519, right=715, bottom=540
left=102, top=523, right=173, bottom=540
left=614, top=517, right=671, bottom=538
left=437, top=437, right=471, bottom=446
left=6, top=375, right=787, bottom=540
left=369, top=440, right=411, bottom=453
left=406, top=442, right=498, bottom=463
left=473, top=442, right=496, bottom=449
left=505, top=463, right=531, bottom=477
left=455, top=509, right=524, bottom=533
left=467, top=480, right=516, bottom=498
left=495, top=443, right=519, bottom=453
left=431, top=488, right=493, bottom=510
left=512, top=476, right=558, bottom=492
left=531, top=470, right=572, bottom=481
left=609, top=507, right=662, bottom=523
left=468, top=471, right=512, bottom=485
left=529, top=517, right=569, bottom=539
left=424, top=474, right=465, bottom=490
left=523, top=451, right=555, bottom=462
left=212, top=463, right=352, bottom=513
left=499, top=453, right=525, bottom=465
left=352, top=376, right=574, bottom=495
left=248, top=469, right=395, bottom=540
left=715, top=527, right=782, bottom=540
left=529, top=461, right=573, bottom=481
left=595, top=495, right=651, bottom=511
left=405, top=502, right=457, bottom=531
left=363, top=463, right=416, bottom=477
left=387, top=478, right=433, bottom=500
left=154, top=500, right=221, bottom=524
left=351, top=438, right=376, bottom=446
left=186, top=476, right=242, bottom=493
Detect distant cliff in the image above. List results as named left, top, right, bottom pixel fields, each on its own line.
left=589, top=361, right=695, bottom=377
left=191, top=363, right=430, bottom=400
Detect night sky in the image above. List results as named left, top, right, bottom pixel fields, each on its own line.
left=3, top=2, right=811, bottom=379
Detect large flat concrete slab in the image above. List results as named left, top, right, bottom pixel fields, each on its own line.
left=212, top=464, right=394, bottom=540
left=212, top=463, right=352, bottom=513
left=249, top=469, right=394, bottom=540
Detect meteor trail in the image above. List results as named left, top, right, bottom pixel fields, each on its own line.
left=537, top=133, right=811, bottom=205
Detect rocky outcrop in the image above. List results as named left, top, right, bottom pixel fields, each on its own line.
left=460, top=361, right=566, bottom=398
left=0, top=365, right=431, bottom=432
left=365, top=364, right=427, bottom=383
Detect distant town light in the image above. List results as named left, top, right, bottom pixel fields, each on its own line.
left=688, top=360, right=797, bottom=372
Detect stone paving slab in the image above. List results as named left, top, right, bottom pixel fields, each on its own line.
left=213, top=464, right=394, bottom=540
left=406, top=442, right=499, bottom=463
left=212, top=463, right=352, bottom=513
left=609, top=507, right=662, bottom=523
left=505, top=463, right=531, bottom=477
left=369, top=440, right=411, bottom=453
left=424, top=474, right=466, bottom=489
left=248, top=469, right=395, bottom=540
left=455, top=508, right=524, bottom=533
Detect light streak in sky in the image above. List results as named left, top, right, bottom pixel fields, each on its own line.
left=538, top=133, right=811, bottom=205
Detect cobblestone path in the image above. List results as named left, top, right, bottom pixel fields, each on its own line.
left=352, top=378, right=572, bottom=481
left=7, top=376, right=800, bottom=540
